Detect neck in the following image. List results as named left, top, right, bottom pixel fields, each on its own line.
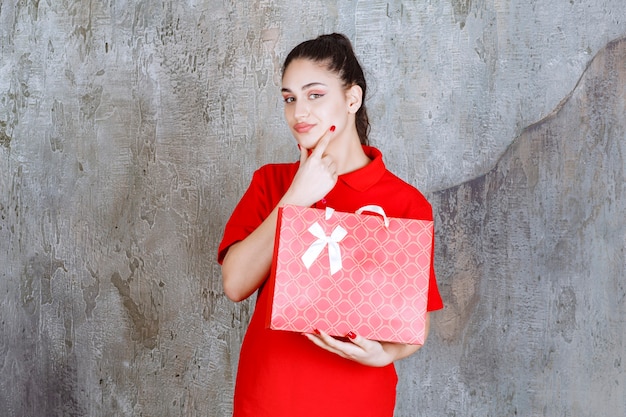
left=327, top=131, right=371, bottom=175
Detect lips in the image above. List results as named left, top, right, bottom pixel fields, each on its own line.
left=293, top=123, right=315, bottom=133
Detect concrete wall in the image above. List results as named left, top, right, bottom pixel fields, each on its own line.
left=0, top=1, right=624, bottom=416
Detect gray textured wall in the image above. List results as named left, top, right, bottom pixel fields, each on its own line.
left=1, top=1, right=624, bottom=416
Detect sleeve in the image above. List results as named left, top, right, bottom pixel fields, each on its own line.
left=217, top=168, right=272, bottom=264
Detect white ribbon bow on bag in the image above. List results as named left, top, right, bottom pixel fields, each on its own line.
left=301, top=208, right=347, bottom=275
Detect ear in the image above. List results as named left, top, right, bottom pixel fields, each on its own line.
left=345, top=84, right=363, bottom=114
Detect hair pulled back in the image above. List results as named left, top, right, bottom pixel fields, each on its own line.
left=282, top=33, right=370, bottom=146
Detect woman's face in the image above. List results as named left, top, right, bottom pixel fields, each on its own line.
left=281, top=58, right=352, bottom=150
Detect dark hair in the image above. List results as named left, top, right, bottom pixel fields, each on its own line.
left=282, top=33, right=370, bottom=145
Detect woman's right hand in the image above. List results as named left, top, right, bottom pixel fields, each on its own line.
left=222, top=126, right=337, bottom=301
left=280, top=126, right=337, bottom=207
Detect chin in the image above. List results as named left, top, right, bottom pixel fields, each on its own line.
left=293, top=137, right=316, bottom=150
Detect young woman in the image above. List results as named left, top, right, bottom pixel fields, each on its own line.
left=218, top=33, right=443, bottom=417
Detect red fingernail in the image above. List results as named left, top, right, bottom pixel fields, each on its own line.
left=346, top=331, right=356, bottom=340
left=330, top=125, right=336, bottom=132
left=314, top=328, right=321, bottom=335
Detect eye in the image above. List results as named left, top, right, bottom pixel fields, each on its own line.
left=308, top=93, right=324, bottom=100
left=283, top=96, right=295, bottom=104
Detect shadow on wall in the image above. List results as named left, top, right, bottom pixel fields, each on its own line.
left=429, top=37, right=626, bottom=414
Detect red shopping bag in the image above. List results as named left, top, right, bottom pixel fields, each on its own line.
left=266, top=204, right=433, bottom=345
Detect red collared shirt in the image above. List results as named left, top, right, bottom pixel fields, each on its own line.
left=218, top=146, right=443, bottom=417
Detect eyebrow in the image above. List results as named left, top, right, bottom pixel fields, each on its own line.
left=281, top=82, right=327, bottom=93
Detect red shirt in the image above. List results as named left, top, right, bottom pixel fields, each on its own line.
left=218, top=146, right=443, bottom=417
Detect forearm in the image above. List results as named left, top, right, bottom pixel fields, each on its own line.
left=221, top=207, right=280, bottom=301
left=380, top=341, right=422, bottom=363
left=221, top=189, right=314, bottom=302
left=222, top=135, right=339, bottom=302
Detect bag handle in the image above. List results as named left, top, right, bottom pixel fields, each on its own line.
left=355, top=205, right=390, bottom=228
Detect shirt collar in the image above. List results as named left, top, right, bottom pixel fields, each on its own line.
left=338, top=146, right=386, bottom=192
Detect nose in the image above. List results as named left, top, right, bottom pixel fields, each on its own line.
left=294, top=99, right=309, bottom=120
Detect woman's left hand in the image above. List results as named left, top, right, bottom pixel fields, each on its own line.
left=302, top=329, right=422, bottom=367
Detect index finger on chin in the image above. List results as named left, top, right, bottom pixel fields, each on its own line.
left=311, top=125, right=335, bottom=158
